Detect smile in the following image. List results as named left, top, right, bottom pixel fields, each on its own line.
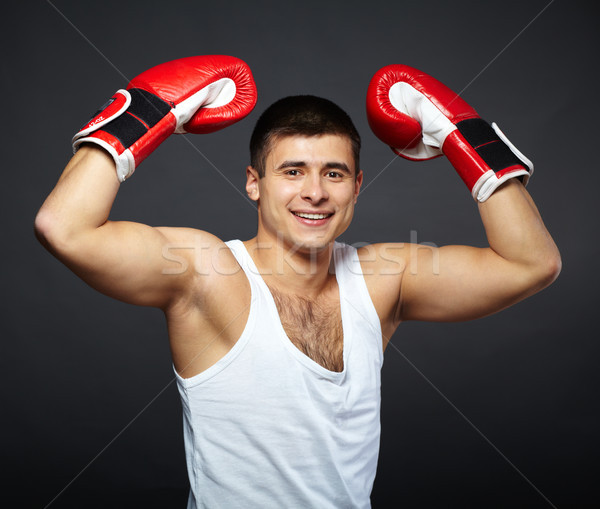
left=292, top=212, right=333, bottom=220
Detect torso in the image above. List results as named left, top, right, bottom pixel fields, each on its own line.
left=268, top=283, right=344, bottom=373
left=166, top=238, right=402, bottom=379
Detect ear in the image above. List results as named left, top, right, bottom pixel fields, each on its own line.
left=246, top=166, right=260, bottom=201
left=353, top=169, right=363, bottom=203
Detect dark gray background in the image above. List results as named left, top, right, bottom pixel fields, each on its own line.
left=3, top=1, right=598, bottom=507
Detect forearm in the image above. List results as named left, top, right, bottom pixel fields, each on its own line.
left=35, top=145, right=120, bottom=248
left=368, top=64, right=561, bottom=322
left=479, top=179, right=561, bottom=284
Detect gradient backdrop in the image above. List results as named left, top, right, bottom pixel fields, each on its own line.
left=3, top=1, right=598, bottom=507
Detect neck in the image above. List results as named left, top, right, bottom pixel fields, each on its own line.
left=244, top=234, right=335, bottom=297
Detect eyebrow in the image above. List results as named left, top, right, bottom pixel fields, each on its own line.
left=275, top=160, right=352, bottom=175
left=276, top=160, right=307, bottom=170
left=324, top=161, right=352, bottom=175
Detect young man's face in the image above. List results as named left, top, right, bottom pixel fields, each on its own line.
left=246, top=134, right=363, bottom=253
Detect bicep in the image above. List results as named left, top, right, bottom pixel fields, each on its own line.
left=399, top=244, right=536, bottom=322
left=60, top=222, right=214, bottom=309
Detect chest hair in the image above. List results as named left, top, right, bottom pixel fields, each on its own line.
left=268, top=285, right=344, bottom=373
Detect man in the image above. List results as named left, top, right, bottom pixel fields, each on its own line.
left=35, top=56, right=560, bottom=508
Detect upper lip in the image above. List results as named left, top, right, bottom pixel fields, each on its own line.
left=292, top=210, right=334, bottom=216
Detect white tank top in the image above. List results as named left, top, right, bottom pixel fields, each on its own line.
left=175, top=240, right=383, bottom=508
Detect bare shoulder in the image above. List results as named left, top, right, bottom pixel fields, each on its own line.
left=356, top=243, right=409, bottom=338
left=357, top=242, right=409, bottom=277
left=154, top=227, right=242, bottom=279
left=159, top=228, right=250, bottom=317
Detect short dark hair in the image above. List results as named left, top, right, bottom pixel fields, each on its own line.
left=250, top=95, right=361, bottom=178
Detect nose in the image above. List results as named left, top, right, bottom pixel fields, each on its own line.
left=300, top=173, right=329, bottom=204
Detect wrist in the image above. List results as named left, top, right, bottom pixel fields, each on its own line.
left=442, top=119, right=533, bottom=202
left=72, top=88, right=176, bottom=182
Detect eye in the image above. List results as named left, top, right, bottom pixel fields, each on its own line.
left=285, top=169, right=301, bottom=176
left=326, top=171, right=343, bottom=178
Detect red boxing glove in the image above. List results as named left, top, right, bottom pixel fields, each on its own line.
left=366, top=64, right=533, bottom=202
left=73, top=55, right=257, bottom=181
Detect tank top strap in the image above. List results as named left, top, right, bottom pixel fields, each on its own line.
left=225, top=239, right=267, bottom=296
left=333, top=242, right=384, bottom=364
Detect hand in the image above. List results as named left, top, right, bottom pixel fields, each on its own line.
left=366, top=64, right=532, bottom=202
left=72, top=55, right=257, bottom=181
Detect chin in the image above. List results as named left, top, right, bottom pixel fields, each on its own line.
left=292, top=233, right=341, bottom=254
left=297, top=241, right=332, bottom=254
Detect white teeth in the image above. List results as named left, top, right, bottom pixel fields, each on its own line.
left=294, top=212, right=330, bottom=220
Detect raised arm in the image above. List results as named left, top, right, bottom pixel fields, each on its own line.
left=398, top=179, right=559, bottom=322
left=364, top=64, right=560, bottom=327
left=35, top=56, right=257, bottom=310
